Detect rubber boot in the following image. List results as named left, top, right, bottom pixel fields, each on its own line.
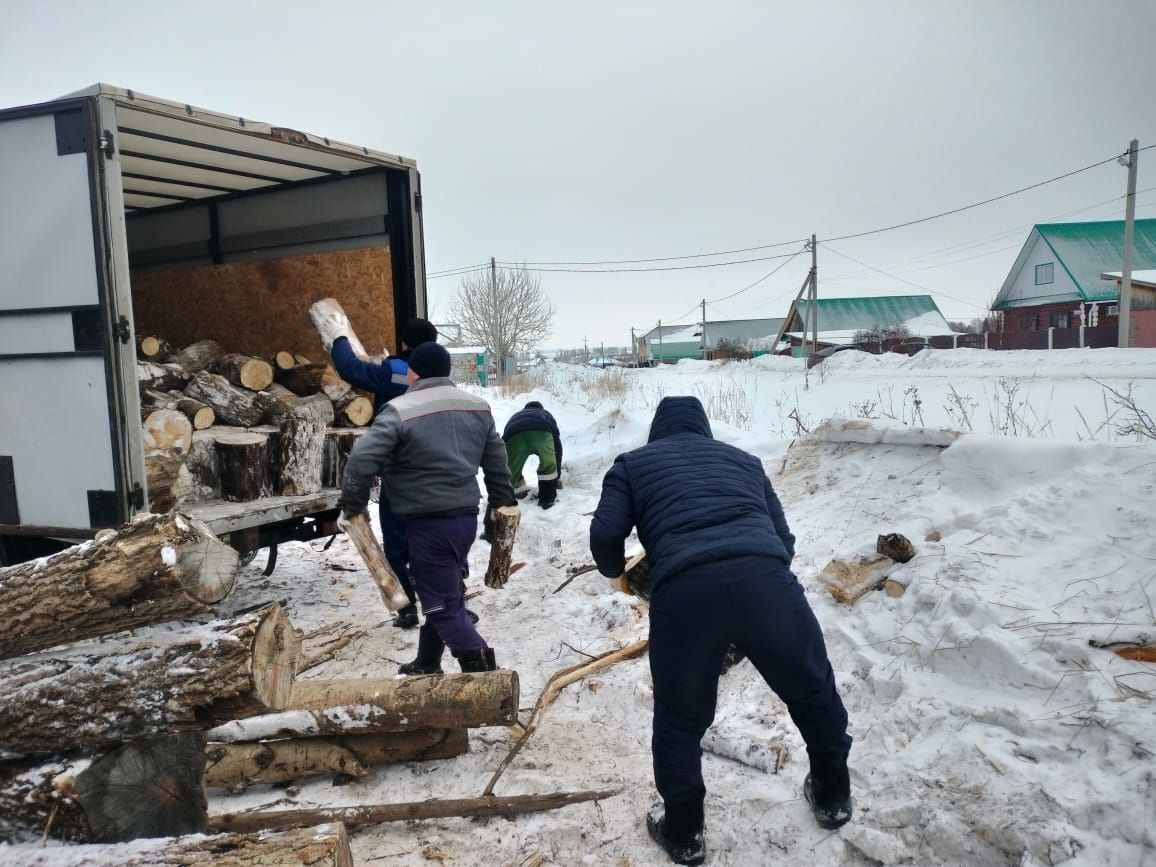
left=646, top=797, right=706, bottom=866
left=455, top=647, right=497, bottom=673
left=398, top=627, right=445, bottom=675
left=804, top=758, right=852, bottom=830
left=537, top=478, right=558, bottom=510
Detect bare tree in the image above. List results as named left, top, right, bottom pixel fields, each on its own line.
left=448, top=265, right=554, bottom=364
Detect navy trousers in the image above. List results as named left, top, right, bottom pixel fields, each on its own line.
left=379, top=494, right=415, bottom=602
left=648, top=556, right=851, bottom=805
left=407, top=512, right=487, bottom=654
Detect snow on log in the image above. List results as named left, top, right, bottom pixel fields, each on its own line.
left=204, top=729, right=467, bottom=790
left=207, top=672, right=518, bottom=742
left=0, top=603, right=297, bottom=757
left=0, top=511, right=239, bottom=659
left=0, top=733, right=207, bottom=844
left=184, top=371, right=263, bottom=427
left=0, top=822, right=353, bottom=866
left=815, top=553, right=893, bottom=605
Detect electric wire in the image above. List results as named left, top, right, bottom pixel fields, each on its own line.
left=819, top=243, right=984, bottom=309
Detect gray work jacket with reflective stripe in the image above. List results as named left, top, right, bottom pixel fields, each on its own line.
left=338, top=377, right=516, bottom=518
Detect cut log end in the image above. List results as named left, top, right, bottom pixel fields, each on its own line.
left=273, top=351, right=296, bottom=371
left=252, top=604, right=301, bottom=711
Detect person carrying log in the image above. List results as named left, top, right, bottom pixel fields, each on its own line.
left=500, top=401, right=563, bottom=512
left=589, top=396, right=853, bottom=866
left=337, top=342, right=517, bottom=675
left=315, top=313, right=438, bottom=629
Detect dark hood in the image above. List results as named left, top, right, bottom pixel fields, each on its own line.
left=525, top=401, right=543, bottom=409
left=647, top=396, right=713, bottom=443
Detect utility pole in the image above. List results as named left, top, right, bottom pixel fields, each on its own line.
left=630, top=327, right=636, bottom=367
left=1118, top=139, right=1139, bottom=348
left=491, top=256, right=500, bottom=380
left=583, top=336, right=588, bottom=366
left=809, top=234, right=819, bottom=356
left=701, top=298, right=708, bottom=360
left=601, top=341, right=605, bottom=367
left=658, top=320, right=663, bottom=365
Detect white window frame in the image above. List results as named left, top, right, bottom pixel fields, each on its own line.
left=1034, top=262, right=1054, bottom=285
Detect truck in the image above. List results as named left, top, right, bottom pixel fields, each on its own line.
left=0, top=84, right=427, bottom=566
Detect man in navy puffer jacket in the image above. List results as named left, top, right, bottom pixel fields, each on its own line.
left=590, top=396, right=852, bottom=865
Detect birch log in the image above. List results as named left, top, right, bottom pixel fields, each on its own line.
left=342, top=510, right=410, bottom=611
left=204, top=729, right=468, bottom=790
left=0, top=603, right=297, bottom=757
left=184, top=430, right=222, bottom=500
left=185, top=372, right=263, bottom=427
left=214, top=354, right=274, bottom=391
left=485, top=506, right=522, bottom=589
left=333, top=393, right=373, bottom=427
left=0, top=823, right=353, bottom=867
left=278, top=414, right=326, bottom=496
left=816, top=554, right=893, bottom=605
left=0, top=733, right=207, bottom=843
left=170, top=339, right=225, bottom=374
left=141, top=408, right=193, bottom=454
left=322, top=429, right=364, bottom=487
left=308, top=298, right=371, bottom=360
left=144, top=449, right=191, bottom=513
left=136, top=361, right=190, bottom=395
left=141, top=390, right=215, bottom=430
left=0, top=511, right=239, bottom=659
left=208, top=672, right=518, bottom=742
left=214, top=432, right=269, bottom=502
left=272, top=350, right=297, bottom=372
left=135, top=335, right=173, bottom=361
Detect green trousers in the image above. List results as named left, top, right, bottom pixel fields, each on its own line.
left=505, top=430, right=558, bottom=490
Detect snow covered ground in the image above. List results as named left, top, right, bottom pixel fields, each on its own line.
left=10, top=347, right=1156, bottom=865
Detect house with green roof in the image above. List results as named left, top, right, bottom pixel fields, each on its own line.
left=778, top=294, right=957, bottom=354
left=990, top=219, right=1156, bottom=348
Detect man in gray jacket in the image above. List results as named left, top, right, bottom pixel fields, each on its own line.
left=338, top=341, right=517, bottom=673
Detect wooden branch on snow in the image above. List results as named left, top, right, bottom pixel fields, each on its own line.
left=0, top=733, right=207, bottom=844
left=208, top=788, right=623, bottom=834
left=0, top=603, right=297, bottom=757
left=0, top=511, right=239, bottom=659
left=484, top=505, right=522, bottom=589
left=204, top=729, right=468, bottom=790
left=483, top=639, right=648, bottom=796
left=207, top=672, right=518, bottom=742
left=0, top=822, right=353, bottom=867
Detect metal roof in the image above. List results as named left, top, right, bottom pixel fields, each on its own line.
left=44, top=84, right=416, bottom=212
left=994, top=219, right=1156, bottom=309
left=793, top=294, right=951, bottom=333
left=702, top=318, right=786, bottom=349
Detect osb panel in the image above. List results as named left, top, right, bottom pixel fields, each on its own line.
left=130, top=247, right=397, bottom=360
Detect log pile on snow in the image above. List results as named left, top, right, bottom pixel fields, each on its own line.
left=134, top=335, right=373, bottom=508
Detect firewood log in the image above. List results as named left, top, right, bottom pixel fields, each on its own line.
left=208, top=790, right=621, bottom=834
left=213, top=431, right=269, bottom=502
left=142, top=390, right=214, bottom=429
left=0, top=603, right=297, bottom=757
left=144, top=448, right=191, bottom=512
left=333, top=393, right=373, bottom=427
left=278, top=415, right=326, bottom=496
left=203, top=729, right=467, bottom=790
left=341, top=510, right=411, bottom=611
left=293, top=353, right=312, bottom=365
left=136, top=361, right=190, bottom=394
left=207, top=672, right=518, bottom=742
left=0, top=733, right=207, bottom=843
left=170, top=339, right=225, bottom=374
left=255, top=388, right=334, bottom=426
left=0, top=822, right=353, bottom=866
left=277, top=363, right=351, bottom=402
left=485, top=505, right=522, bottom=588
left=816, top=554, right=892, bottom=605
left=184, top=430, right=222, bottom=501
left=184, top=371, right=263, bottom=427
left=213, top=353, right=274, bottom=391
left=322, top=429, right=365, bottom=487
left=271, top=350, right=296, bottom=372
left=141, top=408, right=193, bottom=454
left=135, top=335, right=173, bottom=361
left=308, top=298, right=371, bottom=360
left=0, top=511, right=238, bottom=659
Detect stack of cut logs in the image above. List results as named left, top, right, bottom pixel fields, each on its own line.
left=0, top=511, right=519, bottom=861
left=137, top=337, right=375, bottom=510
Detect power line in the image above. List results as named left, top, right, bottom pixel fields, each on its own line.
left=501, top=237, right=808, bottom=267
left=497, top=250, right=802, bottom=274
left=708, top=248, right=806, bottom=303
left=819, top=243, right=983, bottom=309
left=825, top=144, right=1156, bottom=243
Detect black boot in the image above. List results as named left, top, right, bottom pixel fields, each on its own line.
left=455, top=647, right=497, bottom=672
left=393, top=582, right=419, bottom=629
left=804, top=758, right=852, bottom=830
left=398, top=628, right=445, bottom=675
left=646, top=798, right=705, bottom=866
left=537, top=478, right=558, bottom=510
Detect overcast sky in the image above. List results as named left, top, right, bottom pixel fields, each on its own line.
left=3, top=1, right=1154, bottom=349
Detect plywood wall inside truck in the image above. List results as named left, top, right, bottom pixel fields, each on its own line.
left=130, top=246, right=396, bottom=359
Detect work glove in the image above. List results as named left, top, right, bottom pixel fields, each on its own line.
left=309, top=300, right=352, bottom=353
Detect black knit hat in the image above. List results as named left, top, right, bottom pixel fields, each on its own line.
left=402, top=318, right=439, bottom=349
left=407, top=341, right=452, bottom=379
